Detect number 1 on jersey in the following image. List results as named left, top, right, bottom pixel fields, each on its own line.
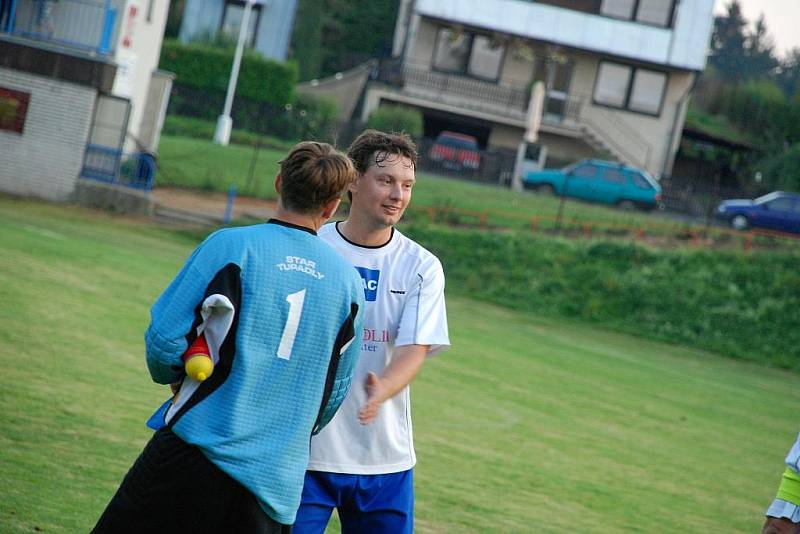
left=277, top=289, right=306, bottom=360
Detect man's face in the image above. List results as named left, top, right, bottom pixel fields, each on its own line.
left=350, top=151, right=415, bottom=228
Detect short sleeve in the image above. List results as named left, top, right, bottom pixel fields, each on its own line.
left=394, top=256, right=450, bottom=355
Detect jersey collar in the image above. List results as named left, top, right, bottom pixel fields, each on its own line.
left=267, top=218, right=317, bottom=235
left=335, top=221, right=394, bottom=249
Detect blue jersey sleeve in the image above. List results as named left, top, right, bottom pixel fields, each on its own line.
left=144, top=233, right=240, bottom=384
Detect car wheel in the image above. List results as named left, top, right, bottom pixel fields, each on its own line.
left=617, top=200, right=636, bottom=210
left=536, top=184, right=555, bottom=196
left=731, top=214, right=749, bottom=230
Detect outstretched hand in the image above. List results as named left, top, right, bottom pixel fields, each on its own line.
left=358, top=372, right=387, bottom=425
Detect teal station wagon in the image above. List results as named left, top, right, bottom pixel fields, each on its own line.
left=523, top=159, right=663, bottom=211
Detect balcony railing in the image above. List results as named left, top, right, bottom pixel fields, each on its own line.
left=0, top=0, right=117, bottom=55
left=376, top=62, right=581, bottom=125
left=374, top=61, right=652, bottom=169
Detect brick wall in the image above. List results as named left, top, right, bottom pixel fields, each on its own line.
left=0, top=67, right=96, bottom=202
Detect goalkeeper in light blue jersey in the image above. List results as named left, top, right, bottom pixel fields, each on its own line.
left=93, top=142, right=365, bottom=534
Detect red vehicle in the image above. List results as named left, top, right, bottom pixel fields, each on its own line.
left=428, top=131, right=481, bottom=172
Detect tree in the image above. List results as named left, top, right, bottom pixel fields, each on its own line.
left=290, top=0, right=324, bottom=81
left=743, top=14, right=778, bottom=80
left=290, top=0, right=399, bottom=81
left=709, top=0, right=748, bottom=82
left=776, top=48, right=800, bottom=100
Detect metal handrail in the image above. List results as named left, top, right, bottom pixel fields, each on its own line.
left=573, top=94, right=653, bottom=168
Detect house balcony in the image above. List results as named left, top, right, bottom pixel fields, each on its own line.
left=375, top=62, right=582, bottom=130
left=373, top=61, right=654, bottom=171
left=0, top=0, right=118, bottom=57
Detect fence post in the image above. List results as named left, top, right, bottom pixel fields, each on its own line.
left=427, top=207, right=435, bottom=224
left=480, top=211, right=488, bottom=229
left=224, top=183, right=237, bottom=224
left=530, top=216, right=539, bottom=234
left=743, top=233, right=753, bottom=253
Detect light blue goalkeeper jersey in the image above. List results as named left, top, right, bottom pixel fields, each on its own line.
left=144, top=219, right=364, bottom=525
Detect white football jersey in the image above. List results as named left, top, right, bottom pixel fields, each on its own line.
left=307, top=222, right=450, bottom=474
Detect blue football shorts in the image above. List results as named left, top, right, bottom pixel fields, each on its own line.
left=294, top=469, right=414, bottom=534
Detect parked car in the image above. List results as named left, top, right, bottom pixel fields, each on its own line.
left=428, top=131, right=481, bottom=172
left=716, top=191, right=800, bottom=233
left=522, top=159, right=662, bottom=211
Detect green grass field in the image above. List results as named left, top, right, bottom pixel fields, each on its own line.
left=1, top=196, right=797, bottom=533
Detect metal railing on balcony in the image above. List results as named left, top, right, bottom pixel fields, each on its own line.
left=373, top=60, right=653, bottom=170
left=375, top=61, right=584, bottom=126
left=0, top=0, right=117, bottom=55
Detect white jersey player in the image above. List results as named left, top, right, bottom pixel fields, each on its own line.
left=295, top=130, right=450, bottom=534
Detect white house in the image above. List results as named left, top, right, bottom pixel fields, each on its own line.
left=0, top=0, right=172, bottom=202
left=365, top=0, right=716, bottom=177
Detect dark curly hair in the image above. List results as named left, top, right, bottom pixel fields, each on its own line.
left=347, top=129, right=418, bottom=176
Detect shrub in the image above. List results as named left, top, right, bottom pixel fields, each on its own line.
left=403, top=224, right=800, bottom=370
left=757, top=143, right=800, bottom=192
left=366, top=105, right=423, bottom=139
left=159, top=39, right=297, bottom=106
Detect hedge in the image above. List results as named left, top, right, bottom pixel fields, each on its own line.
left=159, top=39, right=297, bottom=106
left=403, top=225, right=800, bottom=370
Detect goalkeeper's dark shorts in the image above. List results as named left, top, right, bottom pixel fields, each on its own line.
left=91, top=427, right=292, bottom=534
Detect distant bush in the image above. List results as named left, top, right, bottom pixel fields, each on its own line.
left=366, top=105, right=423, bottom=139
left=159, top=39, right=297, bottom=106
left=404, top=225, right=800, bottom=370
left=757, top=143, right=800, bottom=192
left=165, top=84, right=339, bottom=144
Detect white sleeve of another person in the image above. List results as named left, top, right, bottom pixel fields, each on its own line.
left=394, top=256, right=450, bottom=355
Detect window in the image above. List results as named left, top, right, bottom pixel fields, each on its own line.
left=0, top=87, right=30, bottom=134
left=600, top=0, right=636, bottom=20
left=571, top=164, right=598, bottom=178
left=221, top=1, right=261, bottom=48
left=468, top=35, right=504, bottom=80
left=602, top=168, right=626, bottom=184
left=594, top=63, right=631, bottom=108
left=636, top=0, right=673, bottom=27
left=599, top=0, right=675, bottom=28
left=593, top=61, right=667, bottom=116
left=765, top=198, right=793, bottom=213
left=629, top=69, right=667, bottom=114
left=433, top=28, right=505, bottom=81
left=433, top=29, right=471, bottom=72
left=632, top=172, right=654, bottom=190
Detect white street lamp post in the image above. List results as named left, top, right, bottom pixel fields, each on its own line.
left=213, top=0, right=256, bottom=145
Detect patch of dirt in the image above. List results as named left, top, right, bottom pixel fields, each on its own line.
left=152, top=187, right=277, bottom=222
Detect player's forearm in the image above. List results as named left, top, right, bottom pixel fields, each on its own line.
left=375, top=345, right=428, bottom=402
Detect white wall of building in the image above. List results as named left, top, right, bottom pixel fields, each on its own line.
left=0, top=68, right=96, bottom=201
left=112, top=0, right=171, bottom=152
left=413, top=0, right=714, bottom=71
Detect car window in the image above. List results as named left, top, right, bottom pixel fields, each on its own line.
left=631, top=171, right=654, bottom=190
left=571, top=164, right=598, bottom=179
left=765, top=198, right=793, bottom=212
left=602, top=168, right=626, bottom=185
